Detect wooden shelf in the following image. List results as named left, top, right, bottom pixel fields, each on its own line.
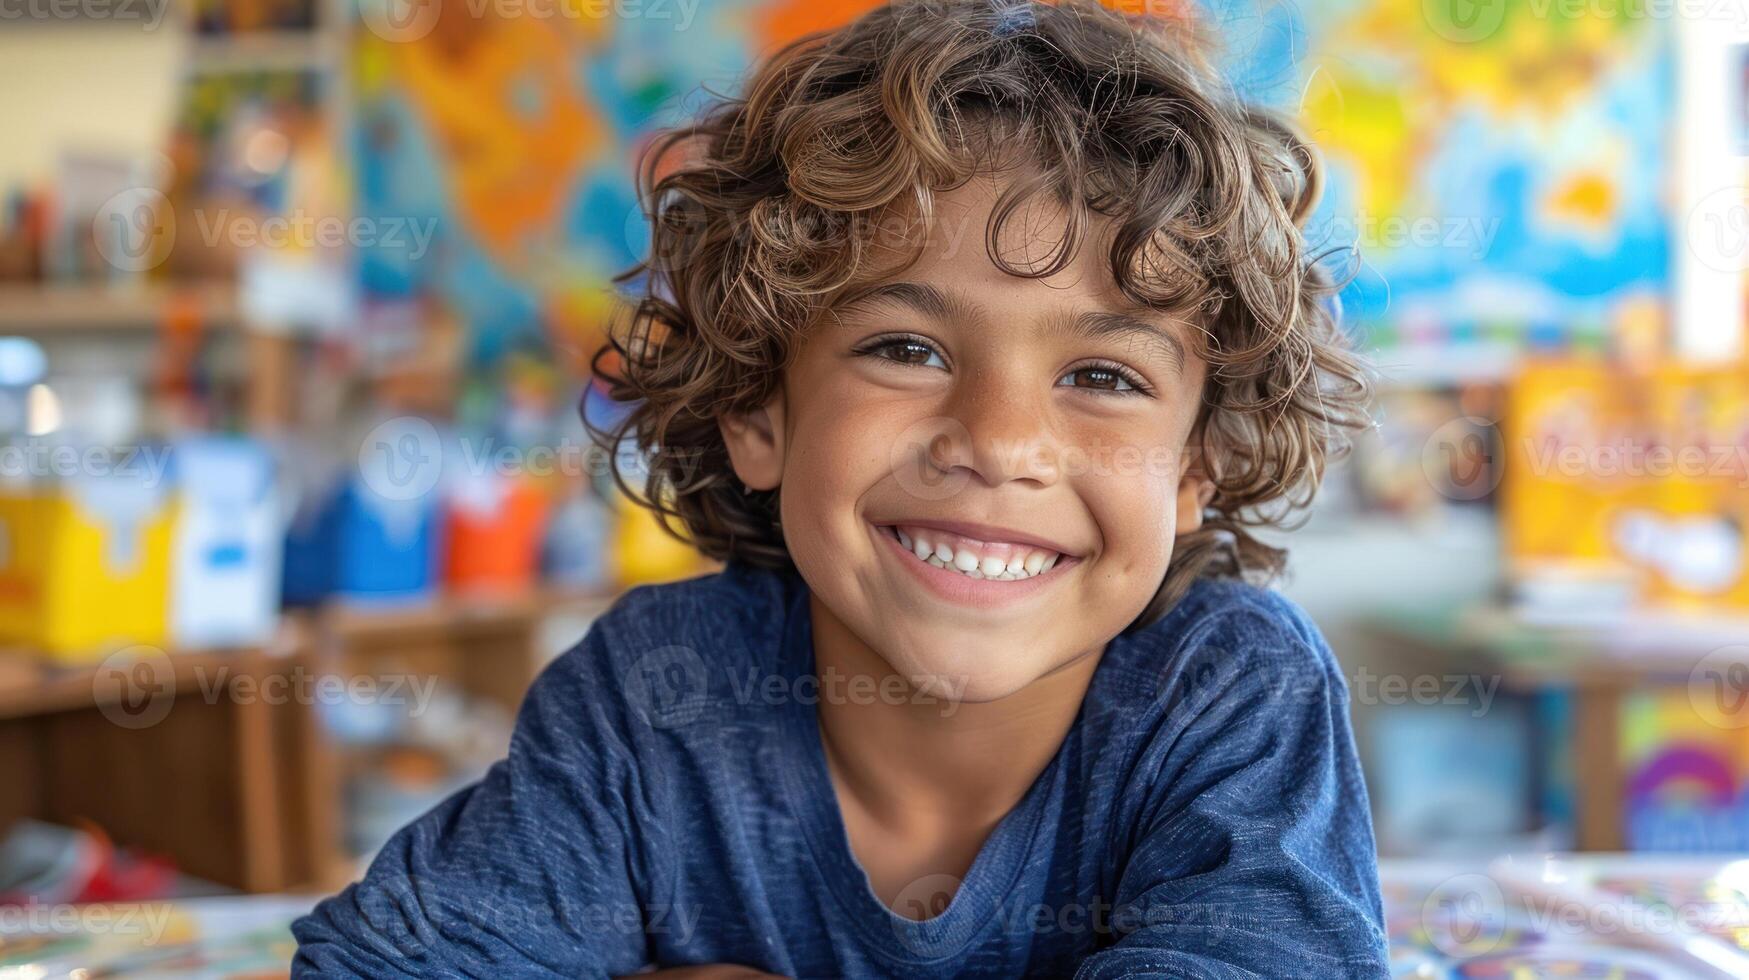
left=0, top=650, right=251, bottom=722
left=0, top=590, right=615, bottom=723
left=0, top=281, right=239, bottom=333
left=319, top=587, right=615, bottom=642
left=0, top=621, right=309, bottom=724
left=0, top=639, right=335, bottom=893
left=0, top=591, right=615, bottom=892
left=187, top=31, right=333, bottom=75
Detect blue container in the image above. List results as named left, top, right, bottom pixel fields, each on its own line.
left=331, top=481, right=441, bottom=601
left=281, top=479, right=341, bottom=607
left=280, top=478, right=441, bottom=605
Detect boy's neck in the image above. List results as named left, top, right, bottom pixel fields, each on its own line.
left=807, top=593, right=1104, bottom=827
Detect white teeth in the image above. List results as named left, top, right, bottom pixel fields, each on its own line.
left=887, top=525, right=1064, bottom=583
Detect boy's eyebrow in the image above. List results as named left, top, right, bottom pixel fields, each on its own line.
left=836, top=280, right=1186, bottom=374
left=833, top=281, right=980, bottom=324
left=1065, top=310, right=1188, bottom=375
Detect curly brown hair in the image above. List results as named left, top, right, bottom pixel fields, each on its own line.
left=591, top=0, right=1371, bottom=629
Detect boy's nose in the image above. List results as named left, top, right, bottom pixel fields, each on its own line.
left=934, top=383, right=1062, bottom=489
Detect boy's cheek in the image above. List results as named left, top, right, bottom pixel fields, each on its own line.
left=788, top=389, right=914, bottom=471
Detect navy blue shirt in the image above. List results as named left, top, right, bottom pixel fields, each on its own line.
left=293, top=562, right=1388, bottom=978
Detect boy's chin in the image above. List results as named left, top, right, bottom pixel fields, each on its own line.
left=880, top=647, right=1070, bottom=707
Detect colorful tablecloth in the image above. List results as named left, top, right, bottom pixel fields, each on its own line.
left=8, top=857, right=1749, bottom=978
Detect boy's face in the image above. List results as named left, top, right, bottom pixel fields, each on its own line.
left=720, top=174, right=1212, bottom=702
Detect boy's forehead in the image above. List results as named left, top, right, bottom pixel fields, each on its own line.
left=859, top=173, right=1188, bottom=336
left=888, top=171, right=1066, bottom=261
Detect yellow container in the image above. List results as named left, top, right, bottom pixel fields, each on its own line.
left=0, top=475, right=177, bottom=662
left=611, top=492, right=707, bottom=588
left=1504, top=359, right=1749, bottom=613
left=1502, top=358, right=1639, bottom=566
left=1636, top=363, right=1749, bottom=611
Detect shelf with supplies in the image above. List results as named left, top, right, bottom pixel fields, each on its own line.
left=0, top=642, right=288, bottom=725
left=0, top=587, right=620, bottom=893
left=0, top=281, right=240, bottom=333
left=0, top=625, right=328, bottom=893
left=186, top=30, right=336, bottom=75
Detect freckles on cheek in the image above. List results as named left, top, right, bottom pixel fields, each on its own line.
left=1093, top=469, right=1179, bottom=581
left=784, top=400, right=895, bottom=526
left=823, top=400, right=909, bottom=471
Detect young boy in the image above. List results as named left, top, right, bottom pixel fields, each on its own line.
left=294, top=1, right=1388, bottom=976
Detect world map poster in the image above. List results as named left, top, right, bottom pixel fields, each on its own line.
left=349, top=0, right=1673, bottom=377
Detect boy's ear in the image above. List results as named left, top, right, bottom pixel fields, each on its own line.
left=718, top=388, right=787, bottom=492
left=1173, top=445, right=1216, bottom=537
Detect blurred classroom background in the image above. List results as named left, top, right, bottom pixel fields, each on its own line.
left=5, top=0, right=1749, bottom=976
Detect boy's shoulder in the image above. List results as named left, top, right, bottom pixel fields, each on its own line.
left=1083, top=577, right=1351, bottom=807
left=1148, top=575, right=1327, bottom=652
left=1103, top=575, right=1342, bottom=705
left=534, top=561, right=801, bottom=730
left=591, top=560, right=797, bottom=652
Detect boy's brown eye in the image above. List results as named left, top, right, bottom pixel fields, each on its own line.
left=1059, top=367, right=1136, bottom=392
left=863, top=338, right=946, bottom=368
left=889, top=343, right=934, bottom=365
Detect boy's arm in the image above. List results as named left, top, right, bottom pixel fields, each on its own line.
left=1075, top=604, right=1390, bottom=980
left=291, top=630, right=656, bottom=978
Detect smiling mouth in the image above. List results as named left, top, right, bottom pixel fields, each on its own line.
left=876, top=523, right=1070, bottom=582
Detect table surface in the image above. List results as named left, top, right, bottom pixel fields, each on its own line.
left=1363, top=604, right=1749, bottom=689
left=7, top=856, right=1749, bottom=978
